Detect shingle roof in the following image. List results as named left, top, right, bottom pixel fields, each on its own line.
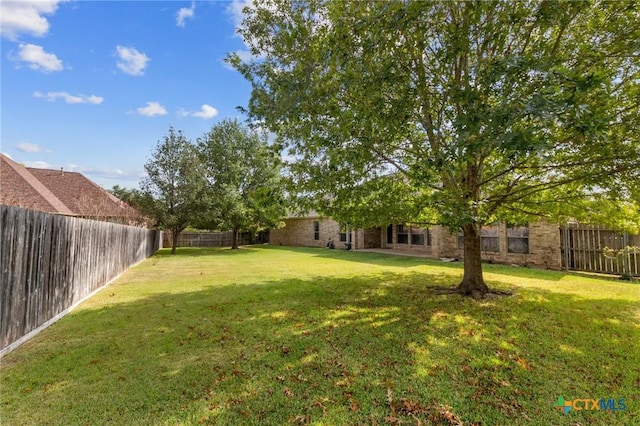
left=0, top=154, right=139, bottom=221
left=0, top=154, right=74, bottom=215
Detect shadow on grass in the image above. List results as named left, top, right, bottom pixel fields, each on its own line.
left=234, top=245, right=631, bottom=285
left=2, top=267, right=638, bottom=425
left=154, top=245, right=631, bottom=287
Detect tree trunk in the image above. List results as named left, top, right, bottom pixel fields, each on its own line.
left=456, top=223, right=490, bottom=299
left=171, top=228, right=180, bottom=255
left=232, top=226, right=239, bottom=250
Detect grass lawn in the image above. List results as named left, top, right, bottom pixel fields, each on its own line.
left=1, top=246, right=639, bottom=425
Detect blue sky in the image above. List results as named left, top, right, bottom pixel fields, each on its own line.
left=1, top=0, right=255, bottom=189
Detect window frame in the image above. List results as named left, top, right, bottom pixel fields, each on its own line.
left=410, top=226, right=425, bottom=246
left=339, top=223, right=348, bottom=242
left=458, top=224, right=500, bottom=252
left=507, top=223, right=529, bottom=254
left=481, top=224, right=500, bottom=252
left=396, top=224, right=409, bottom=244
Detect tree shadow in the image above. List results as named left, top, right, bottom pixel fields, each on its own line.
left=153, top=245, right=632, bottom=287
left=263, top=245, right=632, bottom=285
left=2, top=267, right=638, bottom=425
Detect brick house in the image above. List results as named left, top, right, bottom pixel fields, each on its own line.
left=269, top=213, right=562, bottom=270
left=0, top=154, right=145, bottom=226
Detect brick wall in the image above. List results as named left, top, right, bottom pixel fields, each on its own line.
left=434, top=225, right=459, bottom=257
left=527, top=220, right=562, bottom=269
left=271, top=218, right=562, bottom=270
left=437, top=220, right=562, bottom=270
left=270, top=217, right=347, bottom=249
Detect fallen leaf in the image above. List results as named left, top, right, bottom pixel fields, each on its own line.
left=516, top=357, right=532, bottom=371
left=385, top=416, right=401, bottom=425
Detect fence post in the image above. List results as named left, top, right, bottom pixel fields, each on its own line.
left=622, top=232, right=630, bottom=277
left=563, top=225, right=570, bottom=271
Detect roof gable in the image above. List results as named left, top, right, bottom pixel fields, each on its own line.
left=0, top=155, right=74, bottom=215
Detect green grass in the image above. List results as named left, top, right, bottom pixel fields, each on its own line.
left=1, top=246, right=639, bottom=425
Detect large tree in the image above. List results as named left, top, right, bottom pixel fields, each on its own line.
left=197, top=119, right=286, bottom=249
left=141, top=127, right=206, bottom=254
left=230, top=0, right=640, bottom=298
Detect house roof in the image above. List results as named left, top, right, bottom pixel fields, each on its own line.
left=0, top=154, right=74, bottom=214
left=0, top=153, right=138, bottom=220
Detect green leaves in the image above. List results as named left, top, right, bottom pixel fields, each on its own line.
left=141, top=127, right=207, bottom=252
left=196, top=119, right=287, bottom=238
left=231, top=0, right=640, bottom=230
left=139, top=121, right=287, bottom=251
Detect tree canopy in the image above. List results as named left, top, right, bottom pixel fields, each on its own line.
left=197, top=119, right=286, bottom=249
left=230, top=0, right=640, bottom=297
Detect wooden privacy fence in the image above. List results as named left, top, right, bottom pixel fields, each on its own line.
left=1, top=205, right=162, bottom=353
left=560, top=224, right=640, bottom=276
left=163, top=231, right=259, bottom=248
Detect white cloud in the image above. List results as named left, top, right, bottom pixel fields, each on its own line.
left=227, top=0, right=252, bottom=29
left=0, top=0, right=64, bottom=40
left=16, top=142, right=43, bottom=153
left=16, top=43, right=63, bottom=72
left=192, top=104, right=219, bottom=119
left=33, top=91, right=104, bottom=104
left=176, top=2, right=195, bottom=28
left=178, top=104, right=219, bottom=119
left=116, top=45, right=150, bottom=76
left=64, top=164, right=143, bottom=180
left=24, top=160, right=53, bottom=169
left=136, top=101, right=167, bottom=117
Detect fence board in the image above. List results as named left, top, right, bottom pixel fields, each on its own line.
left=560, top=224, right=639, bottom=276
left=1, top=205, right=161, bottom=353
left=163, top=231, right=255, bottom=248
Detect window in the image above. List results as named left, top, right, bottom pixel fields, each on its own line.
left=507, top=224, right=529, bottom=254
left=411, top=226, right=425, bottom=245
left=481, top=225, right=500, bottom=252
left=396, top=224, right=408, bottom=244
left=458, top=225, right=500, bottom=252
left=339, top=224, right=347, bottom=242
left=313, top=221, right=320, bottom=240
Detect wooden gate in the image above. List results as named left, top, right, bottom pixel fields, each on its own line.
left=560, top=224, right=639, bottom=276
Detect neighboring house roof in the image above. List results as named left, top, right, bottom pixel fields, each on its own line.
left=0, top=154, right=139, bottom=222
left=0, top=154, right=74, bottom=215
